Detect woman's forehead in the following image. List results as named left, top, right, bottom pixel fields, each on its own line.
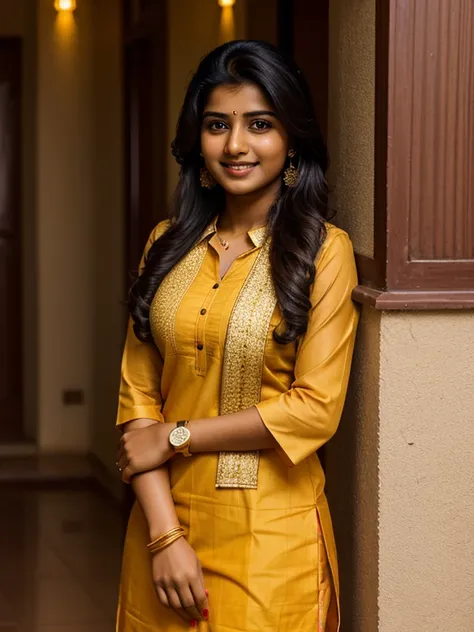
left=204, top=83, right=273, bottom=113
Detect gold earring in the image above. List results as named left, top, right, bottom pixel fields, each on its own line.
left=283, top=151, right=299, bottom=187
left=200, top=167, right=216, bottom=189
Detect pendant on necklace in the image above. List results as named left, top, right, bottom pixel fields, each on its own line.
left=220, top=239, right=230, bottom=250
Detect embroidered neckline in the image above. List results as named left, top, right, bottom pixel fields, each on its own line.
left=198, top=218, right=267, bottom=248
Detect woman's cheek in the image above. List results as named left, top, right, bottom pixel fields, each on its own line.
left=202, top=133, right=225, bottom=157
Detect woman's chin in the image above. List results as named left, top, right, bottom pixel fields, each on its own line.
left=218, top=177, right=274, bottom=197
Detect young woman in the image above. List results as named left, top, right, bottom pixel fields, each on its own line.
left=115, top=40, right=359, bottom=632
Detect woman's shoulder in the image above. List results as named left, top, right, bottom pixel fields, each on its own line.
left=149, top=219, right=171, bottom=243
left=318, top=222, right=355, bottom=263
left=140, top=220, right=170, bottom=268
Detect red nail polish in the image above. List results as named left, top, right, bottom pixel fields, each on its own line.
left=190, top=620, right=197, bottom=629
left=202, top=608, right=209, bottom=620
left=205, top=589, right=209, bottom=597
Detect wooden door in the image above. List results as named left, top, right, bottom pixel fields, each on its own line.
left=123, top=0, right=168, bottom=288
left=0, top=38, right=23, bottom=443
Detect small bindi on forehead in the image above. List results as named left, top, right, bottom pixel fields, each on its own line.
left=203, top=83, right=277, bottom=120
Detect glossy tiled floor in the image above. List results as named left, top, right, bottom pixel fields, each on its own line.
left=0, top=485, right=122, bottom=632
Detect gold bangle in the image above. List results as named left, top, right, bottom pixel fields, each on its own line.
left=147, top=527, right=185, bottom=555
left=147, top=527, right=184, bottom=554
left=147, top=526, right=183, bottom=549
left=148, top=531, right=184, bottom=555
left=147, top=526, right=184, bottom=550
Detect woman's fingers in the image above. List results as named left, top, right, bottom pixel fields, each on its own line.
left=176, top=584, right=203, bottom=621
left=116, top=441, right=130, bottom=473
left=166, top=587, right=190, bottom=622
left=118, top=453, right=130, bottom=471
left=156, top=585, right=170, bottom=609
left=121, top=464, right=133, bottom=484
left=190, top=575, right=209, bottom=620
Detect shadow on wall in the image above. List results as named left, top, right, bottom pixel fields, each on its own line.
left=325, top=306, right=380, bottom=632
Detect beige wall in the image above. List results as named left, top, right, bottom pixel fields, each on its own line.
left=0, top=0, right=37, bottom=441
left=327, top=0, right=375, bottom=258
left=167, top=0, right=247, bottom=198
left=378, top=312, right=474, bottom=631
left=328, top=308, right=474, bottom=631
left=36, top=0, right=94, bottom=451
left=36, top=0, right=123, bottom=455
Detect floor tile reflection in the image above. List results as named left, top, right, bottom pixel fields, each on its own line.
left=0, top=487, right=123, bottom=632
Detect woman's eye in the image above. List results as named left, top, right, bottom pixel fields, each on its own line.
left=250, top=120, right=272, bottom=131
left=207, top=121, right=227, bottom=131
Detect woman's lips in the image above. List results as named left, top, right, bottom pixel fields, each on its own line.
left=220, top=162, right=259, bottom=177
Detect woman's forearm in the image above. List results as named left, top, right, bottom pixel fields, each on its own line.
left=188, top=407, right=278, bottom=453
left=117, top=410, right=280, bottom=482
left=131, top=467, right=179, bottom=539
left=123, top=419, right=179, bottom=539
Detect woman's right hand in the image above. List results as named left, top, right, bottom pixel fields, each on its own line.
left=152, top=536, right=209, bottom=624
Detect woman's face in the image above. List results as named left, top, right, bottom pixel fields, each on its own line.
left=200, top=83, right=289, bottom=197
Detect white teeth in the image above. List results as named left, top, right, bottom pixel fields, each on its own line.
left=226, top=164, right=255, bottom=170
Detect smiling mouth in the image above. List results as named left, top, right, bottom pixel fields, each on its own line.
left=220, top=162, right=259, bottom=171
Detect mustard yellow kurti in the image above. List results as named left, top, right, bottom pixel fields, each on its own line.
left=116, top=220, right=359, bottom=632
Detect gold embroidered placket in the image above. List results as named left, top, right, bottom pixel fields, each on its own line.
left=148, top=229, right=277, bottom=489
left=149, top=241, right=208, bottom=353
left=216, top=238, right=277, bottom=489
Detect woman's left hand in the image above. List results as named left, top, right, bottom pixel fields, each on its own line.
left=117, top=423, right=173, bottom=483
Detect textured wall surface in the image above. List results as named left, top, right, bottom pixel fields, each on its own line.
left=328, top=309, right=474, bottom=632
left=378, top=312, right=474, bottom=631
left=327, top=0, right=375, bottom=257
left=326, top=306, right=381, bottom=632
left=326, top=4, right=379, bottom=626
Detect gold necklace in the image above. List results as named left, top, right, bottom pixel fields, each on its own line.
left=216, top=225, right=266, bottom=251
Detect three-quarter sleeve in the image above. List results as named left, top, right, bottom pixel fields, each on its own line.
left=116, top=221, right=169, bottom=427
left=256, top=230, right=360, bottom=466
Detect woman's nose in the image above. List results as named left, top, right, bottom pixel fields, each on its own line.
left=224, top=125, right=248, bottom=156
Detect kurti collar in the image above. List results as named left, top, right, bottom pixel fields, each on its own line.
left=199, top=218, right=267, bottom=248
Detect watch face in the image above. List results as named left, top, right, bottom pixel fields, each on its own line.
left=169, top=426, right=191, bottom=448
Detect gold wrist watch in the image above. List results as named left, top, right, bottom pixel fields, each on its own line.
left=168, top=420, right=192, bottom=457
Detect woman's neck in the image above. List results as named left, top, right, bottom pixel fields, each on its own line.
left=220, top=181, right=280, bottom=234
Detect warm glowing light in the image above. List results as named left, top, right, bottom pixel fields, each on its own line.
left=54, top=0, right=77, bottom=11
left=219, top=6, right=235, bottom=43
left=218, top=0, right=235, bottom=7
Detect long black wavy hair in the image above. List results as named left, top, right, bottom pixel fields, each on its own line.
left=129, top=40, right=331, bottom=345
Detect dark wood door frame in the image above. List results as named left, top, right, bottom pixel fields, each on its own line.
left=123, top=0, right=168, bottom=297
left=0, top=37, right=23, bottom=442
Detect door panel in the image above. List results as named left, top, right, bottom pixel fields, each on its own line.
left=124, top=1, right=168, bottom=286
left=0, top=38, right=22, bottom=442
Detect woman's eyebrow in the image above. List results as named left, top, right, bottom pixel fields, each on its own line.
left=202, top=110, right=277, bottom=119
